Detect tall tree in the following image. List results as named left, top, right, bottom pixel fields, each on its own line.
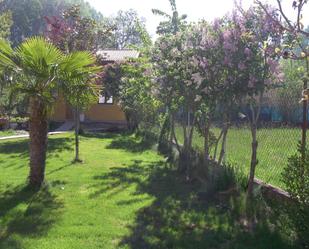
left=152, top=0, right=187, bottom=35
left=45, top=5, right=105, bottom=162
left=0, top=9, right=12, bottom=40
left=152, top=0, right=187, bottom=155
left=0, top=0, right=103, bottom=46
left=0, top=37, right=99, bottom=187
left=105, top=9, right=150, bottom=49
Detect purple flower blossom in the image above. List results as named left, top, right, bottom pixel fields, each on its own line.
left=248, top=75, right=257, bottom=88
left=213, top=18, right=221, bottom=31
left=192, top=73, right=203, bottom=88
left=200, top=58, right=209, bottom=69
left=238, top=62, right=246, bottom=70
left=244, top=47, right=252, bottom=57
left=223, top=57, right=231, bottom=65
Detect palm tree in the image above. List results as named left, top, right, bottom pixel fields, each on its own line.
left=60, top=53, right=99, bottom=163
left=0, top=37, right=99, bottom=187
left=152, top=0, right=187, bottom=35
left=152, top=0, right=187, bottom=151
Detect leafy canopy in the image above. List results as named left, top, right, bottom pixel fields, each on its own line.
left=0, top=36, right=100, bottom=112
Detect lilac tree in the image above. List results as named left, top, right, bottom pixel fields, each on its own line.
left=183, top=20, right=226, bottom=162
left=256, top=0, right=309, bottom=157
left=152, top=31, right=202, bottom=172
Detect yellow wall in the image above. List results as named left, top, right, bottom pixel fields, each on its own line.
left=50, top=96, right=67, bottom=122
left=50, top=97, right=126, bottom=123
left=85, top=103, right=126, bottom=122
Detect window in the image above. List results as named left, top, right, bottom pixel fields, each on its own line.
left=99, top=92, right=113, bottom=104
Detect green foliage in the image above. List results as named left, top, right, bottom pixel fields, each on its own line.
left=282, top=143, right=309, bottom=246
left=152, top=0, right=187, bottom=35
left=103, top=57, right=160, bottom=132
left=0, top=36, right=99, bottom=116
left=60, top=51, right=101, bottom=110
left=273, top=59, right=305, bottom=123
left=0, top=10, right=12, bottom=40
left=283, top=144, right=309, bottom=204
left=120, top=57, right=160, bottom=131
left=46, top=4, right=101, bottom=52
left=104, top=9, right=151, bottom=49
left=0, top=86, right=28, bottom=117
left=10, top=116, right=29, bottom=123
left=0, top=0, right=103, bottom=45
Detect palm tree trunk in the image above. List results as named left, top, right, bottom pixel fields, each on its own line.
left=29, top=97, right=48, bottom=187
left=74, top=107, right=81, bottom=163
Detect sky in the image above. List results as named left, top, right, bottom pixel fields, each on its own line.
left=87, top=0, right=309, bottom=39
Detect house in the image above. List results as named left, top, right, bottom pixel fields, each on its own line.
left=50, top=50, right=140, bottom=126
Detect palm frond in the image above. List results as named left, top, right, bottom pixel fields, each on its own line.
left=180, top=14, right=187, bottom=20
left=60, top=51, right=98, bottom=73
left=152, top=9, right=171, bottom=19
left=0, top=39, right=15, bottom=69
left=169, top=0, right=177, bottom=12
left=15, top=37, right=64, bottom=79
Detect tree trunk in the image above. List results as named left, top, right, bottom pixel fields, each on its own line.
left=246, top=95, right=262, bottom=231
left=204, top=122, right=211, bottom=161
left=213, top=129, right=224, bottom=161
left=218, top=125, right=229, bottom=165
left=74, top=107, right=81, bottom=163
left=247, top=123, right=258, bottom=198
left=247, top=98, right=261, bottom=199
left=246, top=121, right=258, bottom=231
left=29, top=97, right=48, bottom=188
left=171, top=115, right=181, bottom=153
left=301, top=77, right=308, bottom=162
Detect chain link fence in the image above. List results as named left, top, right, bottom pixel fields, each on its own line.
left=174, top=82, right=306, bottom=190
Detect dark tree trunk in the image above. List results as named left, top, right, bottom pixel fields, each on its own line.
left=29, top=97, right=48, bottom=188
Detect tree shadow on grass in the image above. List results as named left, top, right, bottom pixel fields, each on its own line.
left=0, top=137, right=73, bottom=159
left=0, top=185, right=63, bottom=249
left=81, top=132, right=121, bottom=140
left=106, top=134, right=157, bottom=153
left=91, top=160, right=298, bottom=249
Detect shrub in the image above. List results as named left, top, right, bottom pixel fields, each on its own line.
left=282, top=143, right=309, bottom=247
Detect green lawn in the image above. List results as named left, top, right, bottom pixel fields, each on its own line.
left=0, top=130, right=19, bottom=137
left=0, top=133, right=297, bottom=249
left=175, top=126, right=303, bottom=189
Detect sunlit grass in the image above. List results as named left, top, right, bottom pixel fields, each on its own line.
left=0, top=130, right=21, bottom=137
left=0, top=132, right=298, bottom=249
left=175, top=126, right=302, bottom=189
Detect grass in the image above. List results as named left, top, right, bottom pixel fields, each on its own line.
left=0, top=132, right=298, bottom=249
left=175, top=126, right=303, bottom=189
left=0, top=130, right=19, bottom=137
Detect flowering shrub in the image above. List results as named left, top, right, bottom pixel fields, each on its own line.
left=151, top=5, right=286, bottom=195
